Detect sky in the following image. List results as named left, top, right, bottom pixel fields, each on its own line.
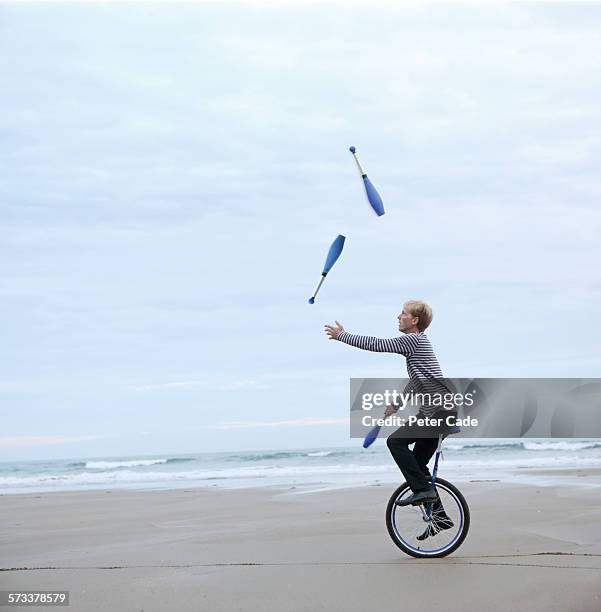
left=1, top=1, right=600, bottom=461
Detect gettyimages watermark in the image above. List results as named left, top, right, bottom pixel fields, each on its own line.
left=350, top=378, right=601, bottom=439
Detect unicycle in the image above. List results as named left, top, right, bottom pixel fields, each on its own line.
left=386, top=434, right=470, bottom=558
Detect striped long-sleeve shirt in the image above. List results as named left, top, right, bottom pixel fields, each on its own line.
left=338, top=331, right=452, bottom=417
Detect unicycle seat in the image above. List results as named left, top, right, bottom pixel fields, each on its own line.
left=445, top=424, right=461, bottom=435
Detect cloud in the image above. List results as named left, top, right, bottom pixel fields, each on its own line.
left=126, top=369, right=358, bottom=393
left=215, top=418, right=347, bottom=429
left=128, top=380, right=206, bottom=392
left=127, top=377, right=266, bottom=392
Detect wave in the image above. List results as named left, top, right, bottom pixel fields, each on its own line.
left=0, top=464, right=400, bottom=488
left=447, top=442, right=524, bottom=451
left=522, top=441, right=601, bottom=451
left=80, top=457, right=196, bottom=470
left=447, top=440, right=601, bottom=452
left=224, top=452, right=303, bottom=462
left=225, top=450, right=354, bottom=462
left=0, top=466, right=24, bottom=473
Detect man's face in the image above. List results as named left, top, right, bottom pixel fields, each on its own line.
left=398, top=308, right=418, bottom=333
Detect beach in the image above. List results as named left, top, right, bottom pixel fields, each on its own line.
left=1, top=475, right=600, bottom=612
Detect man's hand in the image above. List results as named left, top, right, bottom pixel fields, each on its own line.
left=324, top=321, right=345, bottom=340
left=384, top=405, right=398, bottom=418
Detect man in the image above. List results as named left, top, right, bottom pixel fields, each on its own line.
left=325, top=299, right=454, bottom=540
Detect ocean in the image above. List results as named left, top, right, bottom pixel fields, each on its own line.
left=1, top=439, right=600, bottom=495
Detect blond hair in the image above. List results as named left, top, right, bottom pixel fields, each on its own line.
left=404, top=300, right=433, bottom=332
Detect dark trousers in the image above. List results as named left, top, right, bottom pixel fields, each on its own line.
left=386, top=435, right=438, bottom=493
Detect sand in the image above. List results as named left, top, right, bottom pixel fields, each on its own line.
left=1, top=478, right=600, bottom=612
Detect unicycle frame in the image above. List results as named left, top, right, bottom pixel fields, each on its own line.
left=431, top=432, right=448, bottom=485
left=422, top=434, right=445, bottom=520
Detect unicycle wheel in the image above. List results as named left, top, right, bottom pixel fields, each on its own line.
left=386, top=477, right=470, bottom=558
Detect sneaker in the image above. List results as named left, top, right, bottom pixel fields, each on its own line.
left=416, top=515, right=454, bottom=541
left=395, top=488, right=438, bottom=507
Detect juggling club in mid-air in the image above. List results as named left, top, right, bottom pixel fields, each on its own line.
left=308, top=234, right=346, bottom=304
left=349, top=146, right=385, bottom=216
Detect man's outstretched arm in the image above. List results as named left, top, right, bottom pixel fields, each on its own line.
left=324, top=321, right=419, bottom=356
